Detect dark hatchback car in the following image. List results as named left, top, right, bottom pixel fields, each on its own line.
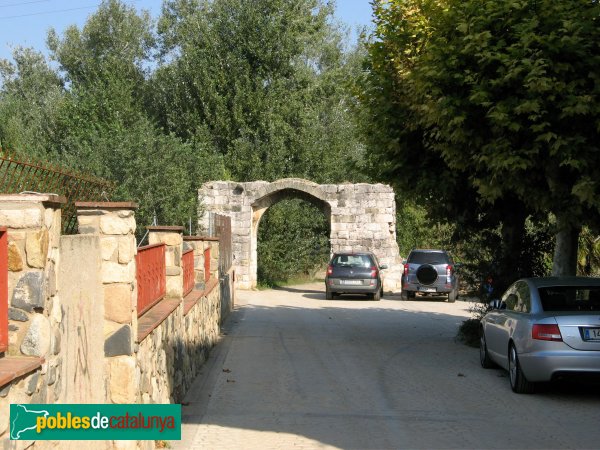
left=325, top=252, right=387, bottom=301
left=401, top=249, right=460, bottom=302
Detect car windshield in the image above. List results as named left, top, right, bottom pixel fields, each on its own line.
left=408, top=252, right=448, bottom=265
left=332, top=254, right=374, bottom=268
left=539, top=286, right=600, bottom=311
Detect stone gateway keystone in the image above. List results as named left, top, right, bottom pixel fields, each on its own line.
left=199, top=179, right=402, bottom=292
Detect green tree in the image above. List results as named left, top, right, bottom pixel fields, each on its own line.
left=0, top=47, right=64, bottom=157
left=151, top=0, right=366, bottom=183
left=44, top=0, right=222, bottom=231
left=414, top=0, right=600, bottom=276
left=360, top=0, right=600, bottom=277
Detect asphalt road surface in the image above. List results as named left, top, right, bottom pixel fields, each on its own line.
left=172, top=283, right=600, bottom=450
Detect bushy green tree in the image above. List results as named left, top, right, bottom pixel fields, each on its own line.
left=359, top=0, right=600, bottom=278
left=257, top=198, right=330, bottom=286
left=151, top=0, right=366, bottom=183
left=0, top=47, right=64, bottom=157
left=44, top=0, right=223, bottom=231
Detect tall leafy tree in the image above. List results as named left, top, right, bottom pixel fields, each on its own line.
left=360, top=0, right=600, bottom=276
left=0, top=47, right=64, bottom=157
left=416, top=0, right=600, bottom=276
left=44, top=0, right=222, bottom=230
left=151, top=0, right=366, bottom=183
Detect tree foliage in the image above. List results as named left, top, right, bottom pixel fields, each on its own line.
left=359, top=0, right=600, bottom=277
left=0, top=0, right=365, bottom=281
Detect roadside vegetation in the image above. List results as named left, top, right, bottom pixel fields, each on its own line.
left=0, top=0, right=598, bottom=290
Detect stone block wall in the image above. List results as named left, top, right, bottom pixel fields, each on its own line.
left=75, top=202, right=138, bottom=407
left=148, top=227, right=184, bottom=299
left=1, top=196, right=227, bottom=449
left=199, top=179, right=403, bottom=291
left=136, top=232, right=222, bottom=404
left=183, top=237, right=220, bottom=289
left=136, top=283, right=220, bottom=404
left=0, top=194, right=66, bottom=444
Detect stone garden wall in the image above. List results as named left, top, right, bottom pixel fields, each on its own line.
left=0, top=194, right=66, bottom=449
left=199, top=178, right=403, bottom=291
left=0, top=195, right=229, bottom=449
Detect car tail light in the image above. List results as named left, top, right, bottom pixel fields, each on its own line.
left=403, top=264, right=409, bottom=276
left=532, top=324, right=563, bottom=342
left=370, top=266, right=378, bottom=278
left=327, top=265, right=333, bottom=276
left=446, top=265, right=453, bottom=277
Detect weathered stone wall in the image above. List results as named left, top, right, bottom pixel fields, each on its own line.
left=136, top=281, right=220, bottom=404
left=199, top=178, right=402, bottom=291
left=1, top=197, right=227, bottom=449
left=183, top=237, right=219, bottom=290
left=76, top=202, right=138, bottom=408
left=0, top=194, right=66, bottom=447
left=135, top=229, right=222, bottom=406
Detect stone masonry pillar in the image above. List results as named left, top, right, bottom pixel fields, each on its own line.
left=148, top=226, right=184, bottom=299
left=75, top=202, right=138, bottom=404
left=0, top=194, right=65, bottom=406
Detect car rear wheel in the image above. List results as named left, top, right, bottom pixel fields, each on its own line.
left=479, top=330, right=494, bottom=369
left=448, top=289, right=457, bottom=303
left=372, top=289, right=381, bottom=301
left=508, top=344, right=535, bottom=394
left=325, top=289, right=333, bottom=300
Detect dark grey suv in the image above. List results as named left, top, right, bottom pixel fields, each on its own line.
left=401, top=249, right=459, bottom=302
left=325, top=252, right=387, bottom=301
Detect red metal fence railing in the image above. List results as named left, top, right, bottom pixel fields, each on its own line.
left=0, top=228, right=7, bottom=353
left=0, top=150, right=115, bottom=234
left=136, top=244, right=166, bottom=316
left=182, top=249, right=194, bottom=296
left=203, top=247, right=211, bottom=282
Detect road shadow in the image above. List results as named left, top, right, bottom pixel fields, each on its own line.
left=272, top=285, right=323, bottom=295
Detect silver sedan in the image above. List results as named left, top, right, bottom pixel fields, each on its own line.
left=479, top=276, right=600, bottom=393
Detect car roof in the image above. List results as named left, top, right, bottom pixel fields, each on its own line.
left=523, top=276, right=600, bottom=288
left=409, top=249, right=447, bottom=253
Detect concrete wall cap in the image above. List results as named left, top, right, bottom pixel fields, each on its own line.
left=0, top=193, right=66, bottom=205
left=183, top=236, right=219, bottom=242
left=75, top=201, right=138, bottom=209
left=147, top=226, right=185, bottom=232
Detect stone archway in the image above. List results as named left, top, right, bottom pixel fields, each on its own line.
left=199, top=179, right=402, bottom=291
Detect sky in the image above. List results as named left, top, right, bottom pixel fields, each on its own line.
left=0, top=0, right=374, bottom=63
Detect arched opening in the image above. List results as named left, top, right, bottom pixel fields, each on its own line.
left=251, top=189, right=332, bottom=288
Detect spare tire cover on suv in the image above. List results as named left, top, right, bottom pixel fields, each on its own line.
left=416, top=265, right=438, bottom=285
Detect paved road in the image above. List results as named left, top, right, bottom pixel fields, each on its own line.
left=172, top=283, right=600, bottom=450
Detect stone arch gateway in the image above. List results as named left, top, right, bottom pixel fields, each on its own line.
left=199, top=179, right=402, bottom=291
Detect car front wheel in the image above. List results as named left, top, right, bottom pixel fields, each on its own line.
left=479, top=330, right=494, bottom=368
left=508, top=344, right=535, bottom=394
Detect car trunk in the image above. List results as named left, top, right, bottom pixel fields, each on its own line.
left=554, top=315, right=600, bottom=351
left=331, top=266, right=372, bottom=285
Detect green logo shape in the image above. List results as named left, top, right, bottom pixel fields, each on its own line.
left=10, top=404, right=181, bottom=441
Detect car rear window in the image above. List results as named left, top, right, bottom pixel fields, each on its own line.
left=332, top=254, right=374, bottom=268
left=407, top=251, right=448, bottom=265
left=539, top=286, right=600, bottom=311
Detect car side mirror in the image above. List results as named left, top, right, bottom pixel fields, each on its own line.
left=380, top=264, right=388, bottom=270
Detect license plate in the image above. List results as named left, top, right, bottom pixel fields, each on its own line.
left=418, top=286, right=436, bottom=293
left=342, top=280, right=362, bottom=285
left=583, top=328, right=600, bottom=341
